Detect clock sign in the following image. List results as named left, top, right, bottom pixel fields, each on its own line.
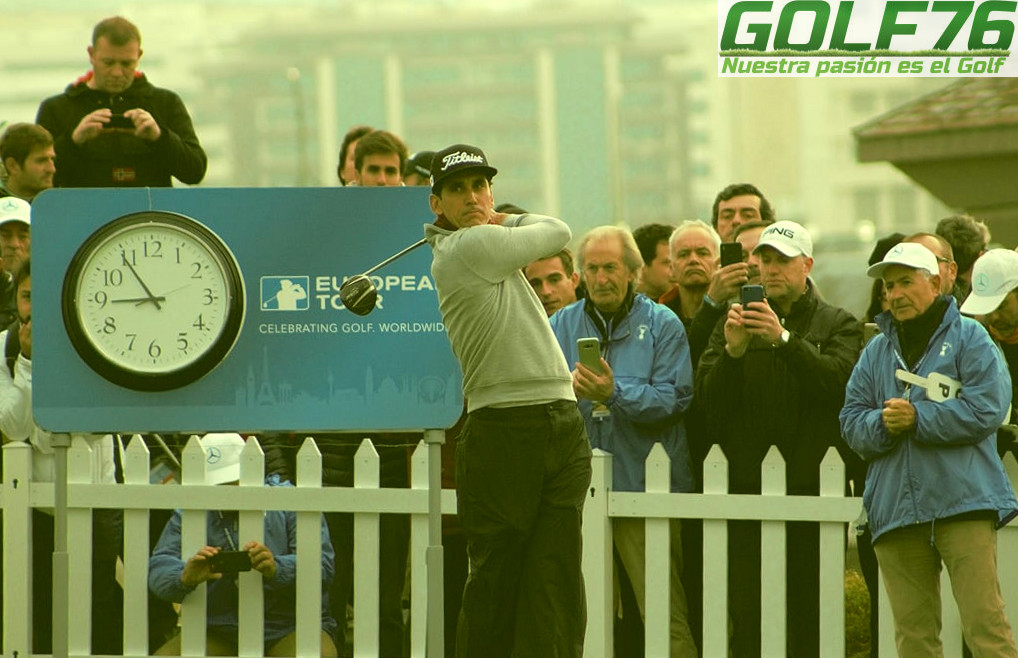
left=61, top=210, right=246, bottom=391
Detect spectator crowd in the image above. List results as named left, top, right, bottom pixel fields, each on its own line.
left=3, top=13, right=1018, bottom=658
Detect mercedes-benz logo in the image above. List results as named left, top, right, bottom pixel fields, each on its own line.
left=207, top=446, right=223, bottom=464
left=975, top=272, right=990, bottom=292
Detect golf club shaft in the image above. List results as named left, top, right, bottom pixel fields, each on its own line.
left=361, top=238, right=427, bottom=277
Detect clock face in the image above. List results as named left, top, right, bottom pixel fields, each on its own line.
left=62, top=211, right=245, bottom=391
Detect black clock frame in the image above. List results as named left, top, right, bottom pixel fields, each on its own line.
left=61, top=210, right=245, bottom=392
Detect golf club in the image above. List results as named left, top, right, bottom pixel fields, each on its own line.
left=339, top=238, right=427, bottom=316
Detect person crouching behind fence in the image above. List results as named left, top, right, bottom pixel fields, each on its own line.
left=841, top=243, right=1018, bottom=658
left=149, top=433, right=339, bottom=656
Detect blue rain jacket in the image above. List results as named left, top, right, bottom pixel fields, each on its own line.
left=840, top=299, right=1018, bottom=541
left=550, top=293, right=693, bottom=493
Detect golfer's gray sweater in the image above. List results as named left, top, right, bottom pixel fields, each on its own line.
left=425, top=214, right=575, bottom=413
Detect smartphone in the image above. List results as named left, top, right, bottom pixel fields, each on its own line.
left=740, top=284, right=765, bottom=305
left=106, top=113, right=134, bottom=130
left=720, top=242, right=743, bottom=268
left=576, top=337, right=603, bottom=374
left=209, top=550, right=252, bottom=573
left=863, top=322, right=880, bottom=344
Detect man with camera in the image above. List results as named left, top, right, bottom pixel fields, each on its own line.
left=550, top=225, right=698, bottom=657
left=695, top=220, right=861, bottom=656
left=36, top=16, right=206, bottom=188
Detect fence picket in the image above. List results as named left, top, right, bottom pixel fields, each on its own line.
left=410, top=440, right=429, bottom=658
left=582, top=449, right=613, bottom=658
left=296, top=436, right=325, bottom=657
left=67, top=436, right=94, bottom=655
left=179, top=435, right=209, bottom=654
left=353, top=438, right=381, bottom=657
left=644, top=443, right=670, bottom=658
left=701, top=444, right=729, bottom=658
left=760, top=445, right=787, bottom=656
left=819, top=447, right=846, bottom=658
left=2, top=442, right=33, bottom=654
left=238, top=437, right=267, bottom=655
left=123, top=434, right=151, bottom=656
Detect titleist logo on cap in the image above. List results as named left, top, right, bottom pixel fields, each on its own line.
left=441, top=151, right=485, bottom=171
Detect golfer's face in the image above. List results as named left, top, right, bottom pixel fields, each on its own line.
left=430, top=172, right=493, bottom=229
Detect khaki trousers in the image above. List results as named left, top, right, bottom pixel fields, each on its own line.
left=874, top=519, right=1018, bottom=658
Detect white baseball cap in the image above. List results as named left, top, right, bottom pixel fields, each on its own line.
left=753, top=221, right=813, bottom=258
left=0, top=197, right=30, bottom=228
left=200, top=433, right=246, bottom=485
left=960, top=249, right=1018, bottom=316
left=866, top=242, right=939, bottom=279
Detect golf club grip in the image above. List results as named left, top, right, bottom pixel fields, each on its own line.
left=361, top=238, right=428, bottom=277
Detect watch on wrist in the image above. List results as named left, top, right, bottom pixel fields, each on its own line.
left=703, top=294, right=724, bottom=310
left=779, top=329, right=791, bottom=346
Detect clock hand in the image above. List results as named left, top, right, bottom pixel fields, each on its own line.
left=122, top=260, right=163, bottom=310
left=111, top=296, right=168, bottom=304
left=154, top=282, right=194, bottom=298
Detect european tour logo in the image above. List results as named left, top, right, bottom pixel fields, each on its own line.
left=718, top=0, right=1015, bottom=77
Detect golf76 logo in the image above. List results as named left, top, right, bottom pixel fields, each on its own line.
left=261, top=276, right=310, bottom=311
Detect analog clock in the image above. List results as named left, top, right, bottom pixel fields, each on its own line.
left=62, top=211, right=245, bottom=391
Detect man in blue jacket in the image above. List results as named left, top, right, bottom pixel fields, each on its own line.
left=550, top=225, right=697, bottom=657
left=841, top=242, right=1018, bottom=658
left=149, top=434, right=338, bottom=656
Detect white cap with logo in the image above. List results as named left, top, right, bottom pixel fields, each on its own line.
left=200, top=433, right=247, bottom=485
left=0, top=197, right=30, bottom=228
left=960, top=248, right=1018, bottom=316
left=866, top=242, right=939, bottom=280
left=753, top=220, right=813, bottom=258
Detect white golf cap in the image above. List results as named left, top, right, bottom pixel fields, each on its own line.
left=200, top=433, right=246, bottom=485
left=960, top=249, right=1018, bottom=316
left=866, top=242, right=939, bottom=279
left=753, top=221, right=813, bottom=258
left=0, top=197, right=30, bottom=227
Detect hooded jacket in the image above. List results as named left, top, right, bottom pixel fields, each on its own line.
left=424, top=213, right=574, bottom=412
left=696, top=282, right=861, bottom=494
left=550, top=292, right=694, bottom=493
left=840, top=298, right=1018, bottom=542
left=148, top=475, right=337, bottom=643
left=36, top=71, right=206, bottom=187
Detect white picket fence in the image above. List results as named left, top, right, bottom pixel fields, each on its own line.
left=3, top=436, right=1018, bottom=657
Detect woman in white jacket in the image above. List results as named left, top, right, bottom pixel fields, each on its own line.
left=0, top=260, right=123, bottom=653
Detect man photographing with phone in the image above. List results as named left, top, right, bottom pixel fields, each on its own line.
left=550, top=225, right=698, bottom=657
left=149, top=434, right=339, bottom=656
left=696, top=220, right=861, bottom=656
left=36, top=16, right=206, bottom=188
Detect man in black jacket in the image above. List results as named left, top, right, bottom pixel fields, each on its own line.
left=696, top=220, right=861, bottom=657
left=36, top=16, right=206, bottom=188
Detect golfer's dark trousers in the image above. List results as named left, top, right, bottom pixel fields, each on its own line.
left=454, top=400, right=592, bottom=658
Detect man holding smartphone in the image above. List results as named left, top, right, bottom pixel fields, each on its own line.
left=550, top=225, right=698, bottom=657
left=696, top=220, right=861, bottom=656
left=425, top=144, right=591, bottom=658
left=36, top=16, right=206, bottom=188
left=149, top=434, right=338, bottom=656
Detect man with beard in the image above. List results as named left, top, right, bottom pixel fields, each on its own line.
left=0, top=124, right=55, bottom=202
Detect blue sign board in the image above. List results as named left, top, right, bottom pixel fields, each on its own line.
left=32, top=187, right=463, bottom=433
